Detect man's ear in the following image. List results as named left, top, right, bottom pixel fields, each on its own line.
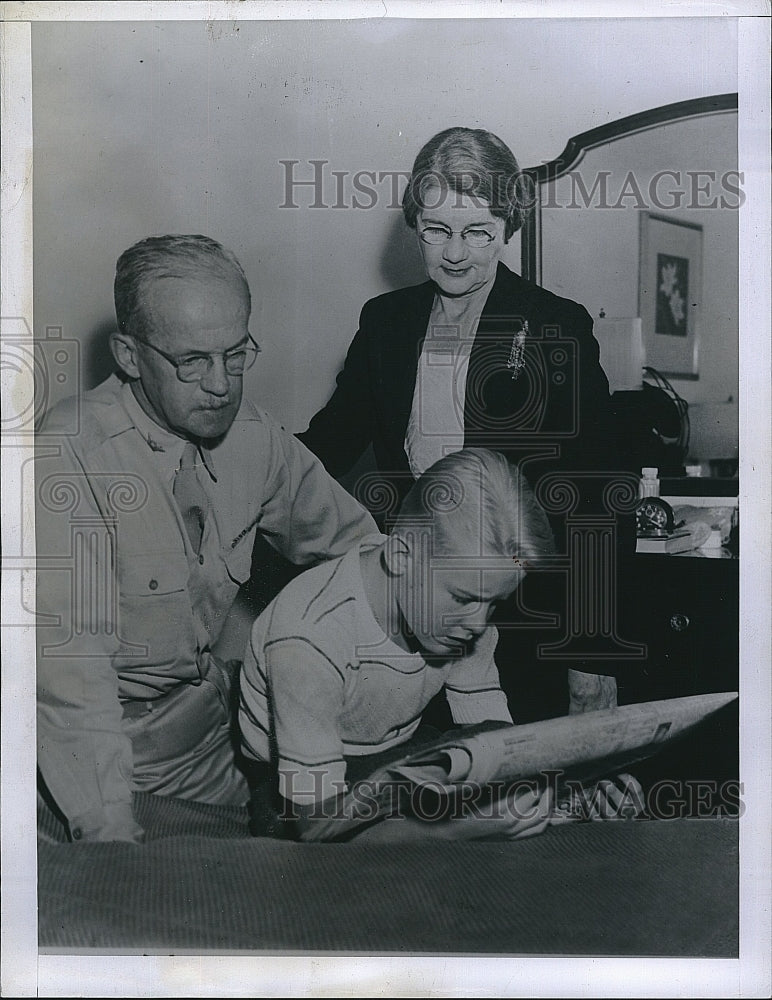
left=110, top=331, right=140, bottom=379
left=382, top=533, right=411, bottom=578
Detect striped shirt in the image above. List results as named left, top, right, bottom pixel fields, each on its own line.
left=239, top=535, right=512, bottom=805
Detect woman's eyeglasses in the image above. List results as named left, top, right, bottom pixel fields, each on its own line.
left=133, top=335, right=261, bottom=383
left=418, top=225, right=497, bottom=249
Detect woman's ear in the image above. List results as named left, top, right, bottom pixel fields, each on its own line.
left=110, top=331, right=140, bottom=379
left=382, top=533, right=410, bottom=578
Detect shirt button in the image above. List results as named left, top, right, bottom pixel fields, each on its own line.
left=148, top=579, right=158, bottom=591
left=198, top=555, right=204, bottom=564
left=72, top=827, right=82, bottom=840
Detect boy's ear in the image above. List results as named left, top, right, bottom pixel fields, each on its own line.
left=110, top=331, right=141, bottom=379
left=382, top=533, right=410, bottom=577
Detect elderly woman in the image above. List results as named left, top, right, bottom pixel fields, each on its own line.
left=299, top=127, right=633, bottom=722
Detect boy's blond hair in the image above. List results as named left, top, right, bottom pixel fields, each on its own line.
left=395, top=448, right=555, bottom=565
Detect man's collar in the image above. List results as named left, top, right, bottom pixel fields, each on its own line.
left=197, top=440, right=219, bottom=482
left=119, top=381, right=219, bottom=481
left=121, top=381, right=181, bottom=450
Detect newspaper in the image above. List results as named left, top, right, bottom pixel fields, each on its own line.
left=305, top=691, right=738, bottom=840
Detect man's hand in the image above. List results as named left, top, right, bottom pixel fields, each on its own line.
left=567, top=668, right=618, bottom=714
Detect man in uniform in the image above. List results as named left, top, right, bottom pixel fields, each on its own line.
left=36, top=234, right=377, bottom=843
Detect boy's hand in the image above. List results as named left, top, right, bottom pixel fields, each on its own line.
left=587, top=773, right=646, bottom=819
left=452, top=782, right=555, bottom=841
left=354, top=783, right=554, bottom=843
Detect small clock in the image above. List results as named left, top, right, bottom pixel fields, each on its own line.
left=635, top=496, right=677, bottom=537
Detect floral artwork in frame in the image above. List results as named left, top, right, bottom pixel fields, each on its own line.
left=638, top=211, right=703, bottom=379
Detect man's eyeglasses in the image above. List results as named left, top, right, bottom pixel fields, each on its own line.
left=133, top=335, right=261, bottom=383
left=418, top=224, right=497, bottom=249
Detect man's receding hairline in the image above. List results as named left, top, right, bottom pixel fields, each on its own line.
left=133, top=270, right=251, bottom=347
left=141, top=266, right=248, bottom=289
left=138, top=268, right=251, bottom=312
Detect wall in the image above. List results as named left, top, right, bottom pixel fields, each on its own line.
left=31, top=16, right=738, bottom=434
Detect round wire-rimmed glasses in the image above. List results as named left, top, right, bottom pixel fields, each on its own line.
left=133, top=334, right=261, bottom=382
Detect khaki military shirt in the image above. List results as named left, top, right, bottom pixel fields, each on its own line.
left=36, top=375, right=377, bottom=840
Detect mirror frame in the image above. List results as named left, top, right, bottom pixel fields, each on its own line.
left=519, top=93, right=739, bottom=284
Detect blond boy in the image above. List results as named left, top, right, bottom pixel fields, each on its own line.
left=238, top=448, right=564, bottom=841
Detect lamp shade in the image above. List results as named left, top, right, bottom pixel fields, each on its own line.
left=594, top=317, right=644, bottom=393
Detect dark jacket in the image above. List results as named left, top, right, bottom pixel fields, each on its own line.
left=300, top=262, right=629, bottom=549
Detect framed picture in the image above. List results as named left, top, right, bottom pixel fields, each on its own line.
left=638, top=211, right=703, bottom=379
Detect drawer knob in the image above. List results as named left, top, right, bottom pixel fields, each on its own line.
left=669, top=613, right=690, bottom=632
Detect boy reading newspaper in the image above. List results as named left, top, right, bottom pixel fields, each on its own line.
left=238, top=447, right=638, bottom=842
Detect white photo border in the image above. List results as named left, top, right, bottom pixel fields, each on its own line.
left=1, top=3, right=770, bottom=998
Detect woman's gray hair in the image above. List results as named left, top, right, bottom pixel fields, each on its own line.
left=395, top=448, right=555, bottom=566
left=114, top=234, right=250, bottom=337
left=401, top=127, right=531, bottom=242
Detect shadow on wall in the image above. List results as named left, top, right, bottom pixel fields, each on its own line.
left=85, top=318, right=120, bottom=390
left=378, top=211, right=425, bottom=290
left=82, top=214, right=425, bottom=399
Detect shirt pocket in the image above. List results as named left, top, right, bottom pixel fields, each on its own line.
left=118, top=553, right=194, bottom=669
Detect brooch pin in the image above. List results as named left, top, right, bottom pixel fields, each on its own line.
left=506, top=321, right=528, bottom=380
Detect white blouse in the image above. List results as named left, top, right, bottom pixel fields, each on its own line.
left=404, top=280, right=494, bottom=478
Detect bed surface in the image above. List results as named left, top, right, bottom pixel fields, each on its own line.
left=37, top=792, right=738, bottom=956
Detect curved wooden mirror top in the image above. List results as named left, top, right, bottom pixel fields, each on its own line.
left=519, top=93, right=739, bottom=468
left=520, top=93, right=738, bottom=283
